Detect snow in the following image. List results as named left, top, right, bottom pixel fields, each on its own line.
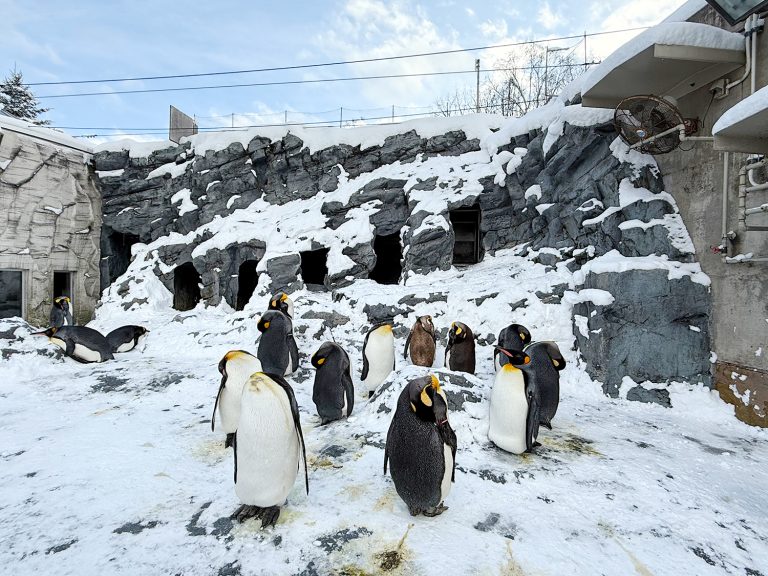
left=0, top=158, right=11, bottom=170
left=524, top=184, right=542, bottom=201
left=94, top=138, right=176, bottom=158
left=535, top=203, right=554, bottom=215
left=583, top=22, right=745, bottom=96
left=582, top=178, right=677, bottom=227
left=226, top=195, right=240, bottom=209
left=43, top=205, right=62, bottom=215
left=147, top=159, right=193, bottom=180
left=618, top=214, right=696, bottom=255
left=2, top=244, right=764, bottom=575
left=0, top=114, right=92, bottom=154
left=96, top=169, right=125, bottom=178
left=713, top=84, right=768, bottom=135
left=572, top=249, right=711, bottom=286
left=171, top=188, right=198, bottom=216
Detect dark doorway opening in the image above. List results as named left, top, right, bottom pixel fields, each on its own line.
left=236, top=260, right=259, bottom=311
left=0, top=270, right=23, bottom=319
left=53, top=271, right=73, bottom=300
left=370, top=233, right=402, bottom=284
left=107, top=230, right=140, bottom=284
left=173, top=262, right=201, bottom=311
left=449, top=206, right=483, bottom=265
left=300, top=248, right=329, bottom=288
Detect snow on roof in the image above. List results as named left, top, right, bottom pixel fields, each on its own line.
left=712, top=84, right=768, bottom=134
left=582, top=22, right=745, bottom=96
left=0, top=114, right=92, bottom=154
left=93, top=114, right=507, bottom=158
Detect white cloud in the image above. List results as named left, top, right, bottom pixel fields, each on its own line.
left=465, top=7, right=475, bottom=17
left=537, top=2, right=565, bottom=31
left=479, top=18, right=509, bottom=39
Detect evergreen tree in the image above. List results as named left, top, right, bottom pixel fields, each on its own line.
left=0, top=68, right=51, bottom=126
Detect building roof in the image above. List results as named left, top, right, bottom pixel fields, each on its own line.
left=713, top=84, right=768, bottom=153
left=0, top=113, right=92, bottom=155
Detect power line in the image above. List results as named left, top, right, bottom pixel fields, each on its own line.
left=38, top=62, right=600, bottom=99
left=28, top=26, right=647, bottom=88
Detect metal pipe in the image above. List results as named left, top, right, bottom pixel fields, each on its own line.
left=722, top=151, right=730, bottom=255
left=751, top=13, right=758, bottom=95
left=726, top=257, right=768, bottom=263
left=628, top=124, right=685, bottom=149
left=738, top=166, right=748, bottom=233
left=745, top=202, right=768, bottom=215
left=745, top=181, right=768, bottom=192
left=722, top=17, right=752, bottom=95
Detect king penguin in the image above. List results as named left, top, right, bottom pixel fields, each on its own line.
left=35, top=326, right=114, bottom=363
left=231, top=371, right=308, bottom=528
left=268, top=291, right=299, bottom=370
left=494, top=323, right=532, bottom=371
left=488, top=347, right=539, bottom=455
left=403, top=315, right=436, bottom=367
left=523, top=341, right=566, bottom=430
left=105, top=325, right=149, bottom=353
left=212, top=350, right=263, bottom=447
left=384, top=374, right=457, bottom=517
left=49, top=296, right=73, bottom=328
left=257, top=310, right=299, bottom=375
left=311, top=342, right=354, bottom=425
left=360, top=322, right=395, bottom=397
left=445, top=321, right=475, bottom=374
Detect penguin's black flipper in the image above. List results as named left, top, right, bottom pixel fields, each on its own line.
left=233, top=432, right=238, bottom=484
left=361, top=329, right=370, bottom=381
left=342, top=354, right=355, bottom=416
left=65, top=339, right=75, bottom=357
left=438, top=422, right=458, bottom=482
left=287, top=334, right=300, bottom=373
left=271, top=373, right=309, bottom=495
left=525, top=385, right=541, bottom=453
left=383, top=447, right=389, bottom=475
left=211, top=375, right=226, bottom=432
left=403, top=329, right=413, bottom=359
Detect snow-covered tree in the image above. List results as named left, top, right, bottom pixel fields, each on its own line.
left=0, top=69, right=51, bottom=126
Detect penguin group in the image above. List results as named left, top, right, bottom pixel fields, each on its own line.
left=212, top=288, right=567, bottom=526
left=35, top=295, right=149, bottom=363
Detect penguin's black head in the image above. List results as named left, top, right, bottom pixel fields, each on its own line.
left=407, top=374, right=449, bottom=425
left=494, top=346, right=531, bottom=368
left=448, top=322, right=471, bottom=344
left=541, top=341, right=567, bottom=371
left=311, top=341, right=338, bottom=369
left=510, top=324, right=531, bottom=346
left=33, top=326, right=58, bottom=338
left=258, top=310, right=283, bottom=333
left=138, top=326, right=149, bottom=336
left=54, top=296, right=70, bottom=310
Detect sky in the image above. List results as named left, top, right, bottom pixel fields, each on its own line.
left=0, top=0, right=694, bottom=144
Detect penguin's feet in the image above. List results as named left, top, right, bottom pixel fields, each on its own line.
left=259, top=506, right=280, bottom=528
left=231, top=504, right=263, bottom=523
left=422, top=503, right=448, bottom=517
left=407, top=505, right=422, bottom=517
left=224, top=433, right=235, bottom=448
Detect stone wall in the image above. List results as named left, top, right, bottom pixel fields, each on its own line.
left=93, top=111, right=712, bottom=401
left=0, top=123, right=101, bottom=325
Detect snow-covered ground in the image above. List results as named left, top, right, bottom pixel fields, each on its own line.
left=1, top=248, right=766, bottom=576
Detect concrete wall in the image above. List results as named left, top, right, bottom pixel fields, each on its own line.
left=0, top=124, right=102, bottom=326
left=655, top=7, right=768, bottom=425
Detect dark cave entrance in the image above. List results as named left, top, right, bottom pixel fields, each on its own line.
left=449, top=205, right=483, bottom=265
left=53, top=271, right=73, bottom=300
left=300, top=248, right=329, bottom=289
left=102, top=228, right=140, bottom=291
left=173, top=262, right=201, bottom=311
left=369, top=233, right=402, bottom=284
left=236, top=260, right=259, bottom=311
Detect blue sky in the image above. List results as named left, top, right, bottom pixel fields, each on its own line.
left=1, top=0, right=690, bottom=143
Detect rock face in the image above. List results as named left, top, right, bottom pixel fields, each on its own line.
left=0, top=124, right=102, bottom=325
left=92, top=106, right=712, bottom=404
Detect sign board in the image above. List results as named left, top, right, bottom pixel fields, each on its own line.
left=169, top=105, right=198, bottom=144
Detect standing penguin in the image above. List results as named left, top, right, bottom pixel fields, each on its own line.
left=35, top=326, right=113, bottom=363
left=257, top=310, right=299, bottom=375
left=105, top=325, right=149, bottom=353
left=212, top=350, right=263, bottom=448
left=268, top=292, right=299, bottom=371
left=49, top=296, right=73, bottom=328
left=403, top=315, right=436, bottom=367
left=360, top=322, right=395, bottom=397
left=384, top=375, right=457, bottom=517
left=494, top=324, right=532, bottom=370
left=524, top=341, right=566, bottom=430
left=231, top=371, right=308, bottom=528
left=445, top=321, right=475, bottom=374
left=311, top=342, right=354, bottom=425
left=488, top=347, right=538, bottom=455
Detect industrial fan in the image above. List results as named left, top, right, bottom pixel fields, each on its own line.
left=614, top=95, right=698, bottom=154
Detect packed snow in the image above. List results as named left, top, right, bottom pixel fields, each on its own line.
left=712, top=84, right=768, bottom=135
left=1, top=247, right=765, bottom=576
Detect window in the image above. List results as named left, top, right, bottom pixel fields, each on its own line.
left=53, top=271, right=73, bottom=301
left=449, top=206, right=483, bottom=265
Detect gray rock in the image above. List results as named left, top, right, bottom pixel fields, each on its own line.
left=626, top=385, right=672, bottom=407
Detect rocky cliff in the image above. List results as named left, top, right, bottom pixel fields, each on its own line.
left=92, top=95, right=712, bottom=401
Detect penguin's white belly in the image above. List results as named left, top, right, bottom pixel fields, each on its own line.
left=440, top=443, right=453, bottom=502
left=219, top=387, right=243, bottom=434
left=116, top=341, right=135, bottom=353
left=74, top=343, right=103, bottom=363
left=445, top=348, right=451, bottom=369
left=236, top=380, right=300, bottom=507
left=362, top=333, right=395, bottom=394
left=488, top=373, right=528, bottom=455
left=494, top=353, right=502, bottom=372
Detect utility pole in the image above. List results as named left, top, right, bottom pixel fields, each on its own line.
left=231, top=113, right=234, bottom=128
left=339, top=107, right=343, bottom=128
left=584, top=32, right=588, bottom=72
left=284, top=110, right=288, bottom=125
left=475, top=59, right=480, bottom=113
left=544, top=46, right=568, bottom=104
left=392, top=105, right=395, bottom=123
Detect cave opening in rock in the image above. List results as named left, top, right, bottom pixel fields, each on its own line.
left=370, top=232, right=402, bottom=284
left=173, top=262, right=201, bottom=311
left=53, top=271, right=73, bottom=301
left=103, top=228, right=140, bottom=288
left=449, top=205, right=483, bottom=265
left=236, top=260, right=259, bottom=311
left=300, top=248, right=329, bottom=288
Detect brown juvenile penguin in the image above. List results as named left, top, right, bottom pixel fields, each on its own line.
left=403, top=315, right=436, bottom=367
left=445, top=321, right=475, bottom=374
